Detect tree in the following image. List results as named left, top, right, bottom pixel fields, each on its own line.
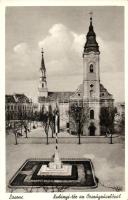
left=39, top=103, right=59, bottom=144
left=119, top=112, right=125, bottom=135
left=13, top=121, right=20, bottom=145
left=100, top=107, right=117, bottom=144
left=69, top=101, right=89, bottom=144
left=14, top=128, right=18, bottom=145
left=48, top=105, right=55, bottom=138
left=41, top=110, right=49, bottom=144
left=40, top=106, right=51, bottom=145
left=18, top=108, right=26, bottom=136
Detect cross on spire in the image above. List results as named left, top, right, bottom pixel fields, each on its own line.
left=41, top=48, right=44, bottom=55
left=89, top=11, right=93, bottom=21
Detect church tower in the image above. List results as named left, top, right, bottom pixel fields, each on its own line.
left=38, top=49, right=48, bottom=104
left=83, top=16, right=100, bottom=136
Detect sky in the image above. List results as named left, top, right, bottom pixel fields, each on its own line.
left=5, top=6, right=124, bottom=102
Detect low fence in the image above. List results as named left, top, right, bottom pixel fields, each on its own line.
left=6, top=134, right=122, bottom=145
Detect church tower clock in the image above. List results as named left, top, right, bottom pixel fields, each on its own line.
left=83, top=16, right=100, bottom=136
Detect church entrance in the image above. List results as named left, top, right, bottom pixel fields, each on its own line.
left=89, top=123, right=96, bottom=136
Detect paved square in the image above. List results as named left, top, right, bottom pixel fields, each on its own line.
left=6, top=127, right=125, bottom=192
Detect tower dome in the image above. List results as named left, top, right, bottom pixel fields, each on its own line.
left=84, top=17, right=99, bottom=54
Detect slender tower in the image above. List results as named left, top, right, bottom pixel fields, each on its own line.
left=38, top=49, right=48, bottom=108
left=83, top=14, right=100, bottom=136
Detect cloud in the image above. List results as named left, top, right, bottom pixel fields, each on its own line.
left=38, top=24, right=74, bottom=58
left=100, top=72, right=124, bottom=102
left=71, top=32, right=85, bottom=55
left=38, top=23, right=83, bottom=77
left=6, top=24, right=84, bottom=84
left=6, top=23, right=124, bottom=102
left=13, top=42, right=29, bottom=54
left=97, top=37, right=124, bottom=73
left=6, top=42, right=39, bottom=81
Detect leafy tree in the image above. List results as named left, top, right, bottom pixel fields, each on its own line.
left=69, top=102, right=89, bottom=144
left=100, top=107, right=117, bottom=143
left=118, top=112, right=125, bottom=135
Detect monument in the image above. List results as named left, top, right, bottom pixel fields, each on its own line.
left=38, top=110, right=72, bottom=176
left=8, top=109, right=97, bottom=190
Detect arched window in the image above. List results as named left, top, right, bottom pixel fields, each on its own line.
left=90, top=90, right=93, bottom=97
left=90, top=110, right=94, bottom=119
left=42, top=83, right=44, bottom=88
left=90, top=64, right=93, bottom=73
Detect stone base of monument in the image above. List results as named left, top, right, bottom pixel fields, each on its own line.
left=37, top=150, right=72, bottom=176
left=8, top=158, right=98, bottom=191
left=38, top=163, right=72, bottom=176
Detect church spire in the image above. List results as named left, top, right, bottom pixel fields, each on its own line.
left=84, top=14, right=99, bottom=54
left=41, top=48, right=46, bottom=72
left=38, top=48, right=48, bottom=99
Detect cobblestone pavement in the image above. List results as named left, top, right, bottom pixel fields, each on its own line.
left=6, top=127, right=125, bottom=192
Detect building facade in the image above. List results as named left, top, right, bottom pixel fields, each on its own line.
left=5, top=94, right=33, bottom=121
left=38, top=16, right=114, bottom=136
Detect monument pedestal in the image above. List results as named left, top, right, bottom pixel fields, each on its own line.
left=38, top=150, right=72, bottom=176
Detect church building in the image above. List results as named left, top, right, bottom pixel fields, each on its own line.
left=38, top=16, right=114, bottom=136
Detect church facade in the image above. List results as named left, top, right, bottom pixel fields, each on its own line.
left=38, top=17, right=114, bottom=136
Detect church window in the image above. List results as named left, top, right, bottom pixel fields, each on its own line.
left=90, top=64, right=93, bottom=73
left=78, top=93, right=80, bottom=96
left=102, top=93, right=104, bottom=96
left=90, top=110, right=94, bottom=119
left=90, top=84, right=94, bottom=88
left=90, top=90, right=93, bottom=97
left=42, top=83, right=44, bottom=88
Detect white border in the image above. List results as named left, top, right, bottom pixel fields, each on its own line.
left=0, top=0, right=127, bottom=199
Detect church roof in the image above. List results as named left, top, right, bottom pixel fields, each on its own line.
left=84, top=17, right=99, bottom=54
left=44, top=91, right=74, bottom=102
left=70, top=84, right=83, bottom=99
left=100, top=84, right=113, bottom=99
left=69, top=83, right=113, bottom=101
left=41, top=82, right=113, bottom=103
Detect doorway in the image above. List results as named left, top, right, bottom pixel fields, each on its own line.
left=89, top=124, right=96, bottom=136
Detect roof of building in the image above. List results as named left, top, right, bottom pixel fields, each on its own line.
left=84, top=17, right=99, bottom=54
left=40, top=91, right=74, bottom=103
left=48, top=91, right=74, bottom=102
left=100, top=84, right=113, bottom=99
left=5, top=94, right=31, bottom=103
left=40, top=82, right=113, bottom=103
left=6, top=95, right=16, bottom=103
left=70, top=84, right=84, bottom=99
